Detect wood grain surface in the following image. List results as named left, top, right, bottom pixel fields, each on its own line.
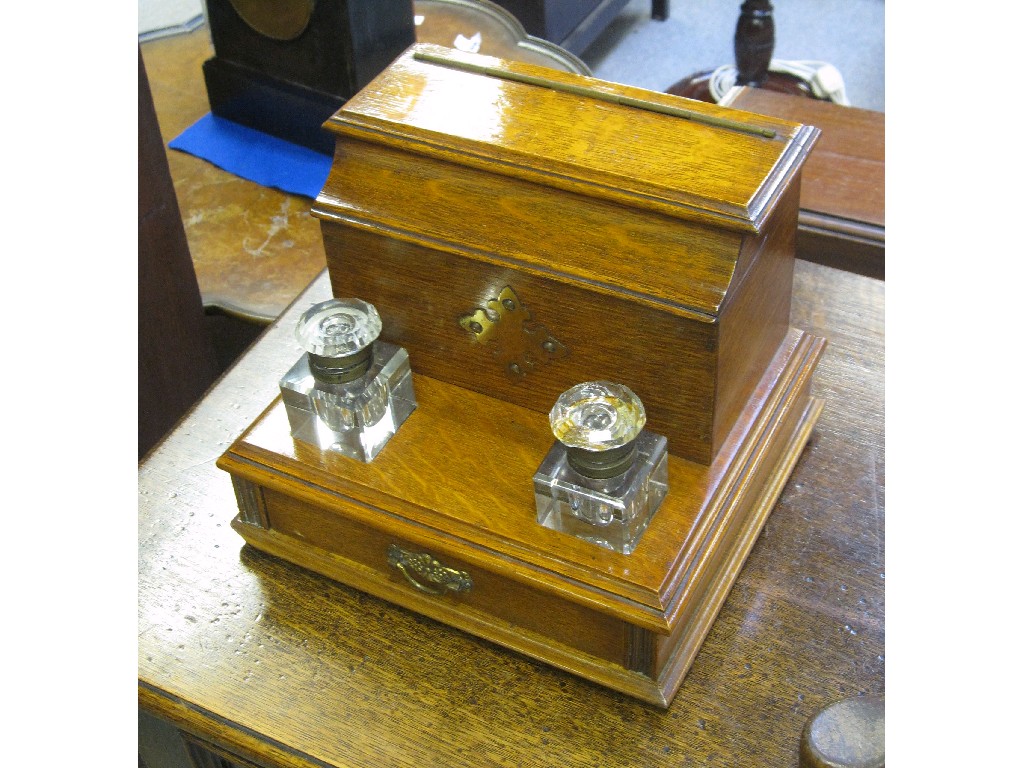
left=139, top=262, right=883, bottom=768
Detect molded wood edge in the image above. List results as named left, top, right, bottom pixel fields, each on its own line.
left=747, top=124, right=820, bottom=231
left=799, top=210, right=884, bottom=244
left=321, top=117, right=764, bottom=233
left=656, top=329, right=825, bottom=621
left=308, top=202, right=721, bottom=323
left=654, top=395, right=826, bottom=705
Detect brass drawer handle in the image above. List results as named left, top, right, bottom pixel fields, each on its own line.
left=387, top=544, right=473, bottom=596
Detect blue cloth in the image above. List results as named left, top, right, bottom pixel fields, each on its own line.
left=168, top=113, right=332, bottom=199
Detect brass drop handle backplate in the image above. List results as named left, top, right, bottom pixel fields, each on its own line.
left=387, top=544, right=473, bottom=596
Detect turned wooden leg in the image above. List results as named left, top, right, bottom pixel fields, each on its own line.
left=734, top=0, right=774, bottom=86
left=666, top=0, right=815, bottom=101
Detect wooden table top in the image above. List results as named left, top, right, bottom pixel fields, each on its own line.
left=138, top=261, right=884, bottom=768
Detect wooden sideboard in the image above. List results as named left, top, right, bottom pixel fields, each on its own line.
left=720, top=86, right=885, bottom=280
left=138, top=261, right=884, bottom=768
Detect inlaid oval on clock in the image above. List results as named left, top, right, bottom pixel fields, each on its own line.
left=227, top=0, right=316, bottom=40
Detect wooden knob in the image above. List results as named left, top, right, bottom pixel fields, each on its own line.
left=799, top=694, right=884, bottom=768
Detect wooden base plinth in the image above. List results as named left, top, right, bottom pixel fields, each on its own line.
left=218, top=328, right=825, bottom=707
left=203, top=57, right=343, bottom=156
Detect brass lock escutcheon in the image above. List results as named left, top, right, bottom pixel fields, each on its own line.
left=387, top=544, right=473, bottom=596
left=458, top=285, right=568, bottom=379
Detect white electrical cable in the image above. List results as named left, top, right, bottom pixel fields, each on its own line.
left=709, top=60, right=850, bottom=105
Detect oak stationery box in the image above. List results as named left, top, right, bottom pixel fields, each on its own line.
left=312, top=44, right=818, bottom=465
left=219, top=43, right=826, bottom=707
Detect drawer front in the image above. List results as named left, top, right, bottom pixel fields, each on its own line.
left=261, top=486, right=642, bottom=672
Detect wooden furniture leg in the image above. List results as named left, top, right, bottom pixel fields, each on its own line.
left=138, top=47, right=221, bottom=458
left=734, top=0, right=774, bottom=86
left=667, top=0, right=815, bottom=102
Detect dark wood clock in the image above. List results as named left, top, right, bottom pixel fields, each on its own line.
left=203, top=0, right=416, bottom=154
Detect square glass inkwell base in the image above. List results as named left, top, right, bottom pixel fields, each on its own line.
left=533, top=381, right=669, bottom=555
left=534, top=431, right=668, bottom=554
left=278, top=299, right=416, bottom=462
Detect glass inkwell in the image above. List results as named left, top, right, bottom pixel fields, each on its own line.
left=279, top=298, right=416, bottom=462
left=533, top=381, right=668, bottom=554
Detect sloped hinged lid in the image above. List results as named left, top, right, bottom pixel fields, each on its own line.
left=319, top=43, right=818, bottom=234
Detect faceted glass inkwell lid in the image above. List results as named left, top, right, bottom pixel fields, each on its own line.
left=550, top=381, right=646, bottom=478
left=550, top=381, right=646, bottom=449
left=295, top=299, right=382, bottom=358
